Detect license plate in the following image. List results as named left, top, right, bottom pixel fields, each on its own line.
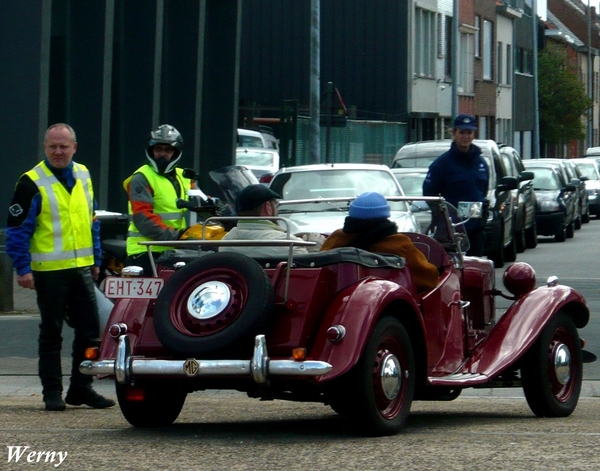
left=104, top=277, right=164, bottom=299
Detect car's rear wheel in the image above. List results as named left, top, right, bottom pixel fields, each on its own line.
left=345, top=316, right=415, bottom=436
left=566, top=221, right=575, bottom=239
left=521, top=311, right=582, bottom=417
left=504, top=236, right=517, bottom=262
left=153, top=252, right=274, bottom=357
left=116, top=382, right=187, bottom=427
left=525, top=221, right=538, bottom=249
left=514, top=228, right=526, bottom=253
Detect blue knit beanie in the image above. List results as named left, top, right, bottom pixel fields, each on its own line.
left=349, top=192, right=390, bottom=219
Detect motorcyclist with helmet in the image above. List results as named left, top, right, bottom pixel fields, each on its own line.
left=123, top=124, right=195, bottom=274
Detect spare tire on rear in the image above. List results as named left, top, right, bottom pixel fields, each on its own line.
left=153, top=252, right=274, bottom=357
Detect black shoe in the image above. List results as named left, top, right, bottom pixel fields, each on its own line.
left=44, top=392, right=66, bottom=411
left=65, top=388, right=116, bottom=409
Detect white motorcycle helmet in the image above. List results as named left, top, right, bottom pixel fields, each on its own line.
left=145, top=124, right=184, bottom=174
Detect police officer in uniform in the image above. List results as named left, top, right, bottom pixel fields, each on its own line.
left=6, top=123, right=115, bottom=411
left=422, top=114, right=489, bottom=256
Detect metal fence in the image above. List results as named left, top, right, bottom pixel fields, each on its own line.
left=293, top=117, right=408, bottom=167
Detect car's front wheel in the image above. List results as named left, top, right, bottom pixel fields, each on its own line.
left=116, top=382, right=187, bottom=427
left=345, top=316, right=415, bottom=436
left=521, top=311, right=582, bottom=417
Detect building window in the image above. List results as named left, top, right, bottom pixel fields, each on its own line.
left=475, top=16, right=481, bottom=58
left=506, top=44, right=512, bottom=85
left=483, top=19, right=493, bottom=80
left=415, top=7, right=436, bottom=77
left=459, top=32, right=475, bottom=94
left=497, top=42, right=503, bottom=85
left=445, top=15, right=453, bottom=78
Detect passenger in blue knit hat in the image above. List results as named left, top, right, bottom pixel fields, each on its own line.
left=320, top=192, right=439, bottom=292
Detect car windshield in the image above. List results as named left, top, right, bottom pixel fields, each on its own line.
left=271, top=169, right=409, bottom=212
left=235, top=150, right=274, bottom=167
left=394, top=173, right=426, bottom=197
left=238, top=135, right=264, bottom=148
left=575, top=162, right=599, bottom=180
left=531, top=167, right=560, bottom=190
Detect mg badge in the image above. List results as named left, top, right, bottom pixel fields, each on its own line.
left=183, top=358, right=199, bottom=377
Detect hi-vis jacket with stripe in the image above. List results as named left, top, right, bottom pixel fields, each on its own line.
left=25, top=161, right=95, bottom=271
left=124, top=164, right=191, bottom=256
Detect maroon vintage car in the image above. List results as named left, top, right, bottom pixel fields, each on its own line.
left=81, top=198, right=591, bottom=436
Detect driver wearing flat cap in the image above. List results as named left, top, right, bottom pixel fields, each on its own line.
left=221, top=184, right=324, bottom=257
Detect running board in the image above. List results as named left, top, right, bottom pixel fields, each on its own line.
left=428, top=373, right=490, bottom=387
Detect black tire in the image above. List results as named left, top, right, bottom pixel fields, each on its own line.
left=566, top=222, right=575, bottom=239
left=525, top=222, right=538, bottom=249
left=574, top=215, right=582, bottom=230
left=344, top=317, right=415, bottom=436
left=555, top=224, right=567, bottom=242
left=515, top=228, right=526, bottom=253
left=153, top=252, right=274, bottom=357
left=116, top=382, right=187, bottom=427
left=521, top=311, right=582, bottom=417
left=582, top=208, right=590, bottom=224
left=504, top=236, right=517, bottom=263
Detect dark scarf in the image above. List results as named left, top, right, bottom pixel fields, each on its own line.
left=341, top=217, right=398, bottom=250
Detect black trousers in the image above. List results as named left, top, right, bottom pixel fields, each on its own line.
left=33, top=267, right=100, bottom=395
left=466, top=227, right=485, bottom=257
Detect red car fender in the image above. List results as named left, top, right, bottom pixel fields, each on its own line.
left=309, top=276, right=422, bottom=383
left=464, top=285, right=589, bottom=376
left=98, top=297, right=154, bottom=359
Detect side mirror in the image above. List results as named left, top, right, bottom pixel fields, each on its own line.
left=496, top=176, right=519, bottom=192
left=568, top=178, right=582, bottom=187
left=519, top=171, right=534, bottom=182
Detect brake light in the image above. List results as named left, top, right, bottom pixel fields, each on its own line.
left=327, top=325, right=346, bottom=342
left=259, top=173, right=274, bottom=184
left=125, top=387, right=146, bottom=402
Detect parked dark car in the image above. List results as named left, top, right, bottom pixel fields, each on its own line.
left=392, top=139, right=518, bottom=267
left=573, top=158, right=600, bottom=218
left=499, top=145, right=537, bottom=252
left=538, top=158, right=587, bottom=228
left=523, top=161, right=578, bottom=242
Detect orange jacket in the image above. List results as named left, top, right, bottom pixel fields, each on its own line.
left=321, top=230, right=439, bottom=293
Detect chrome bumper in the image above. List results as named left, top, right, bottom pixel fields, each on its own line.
left=80, top=335, right=333, bottom=385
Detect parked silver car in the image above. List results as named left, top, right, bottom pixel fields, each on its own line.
left=573, top=158, right=600, bottom=218
left=268, top=163, right=420, bottom=234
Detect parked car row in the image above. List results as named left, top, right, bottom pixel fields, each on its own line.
left=522, top=158, right=592, bottom=242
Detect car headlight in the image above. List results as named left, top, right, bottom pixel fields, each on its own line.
left=587, top=189, right=599, bottom=196
left=538, top=200, right=560, bottom=211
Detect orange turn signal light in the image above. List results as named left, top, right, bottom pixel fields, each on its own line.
left=292, top=348, right=307, bottom=361
left=84, top=347, right=100, bottom=361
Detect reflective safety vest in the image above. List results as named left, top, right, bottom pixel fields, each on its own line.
left=26, top=161, right=95, bottom=271
left=125, top=165, right=190, bottom=255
